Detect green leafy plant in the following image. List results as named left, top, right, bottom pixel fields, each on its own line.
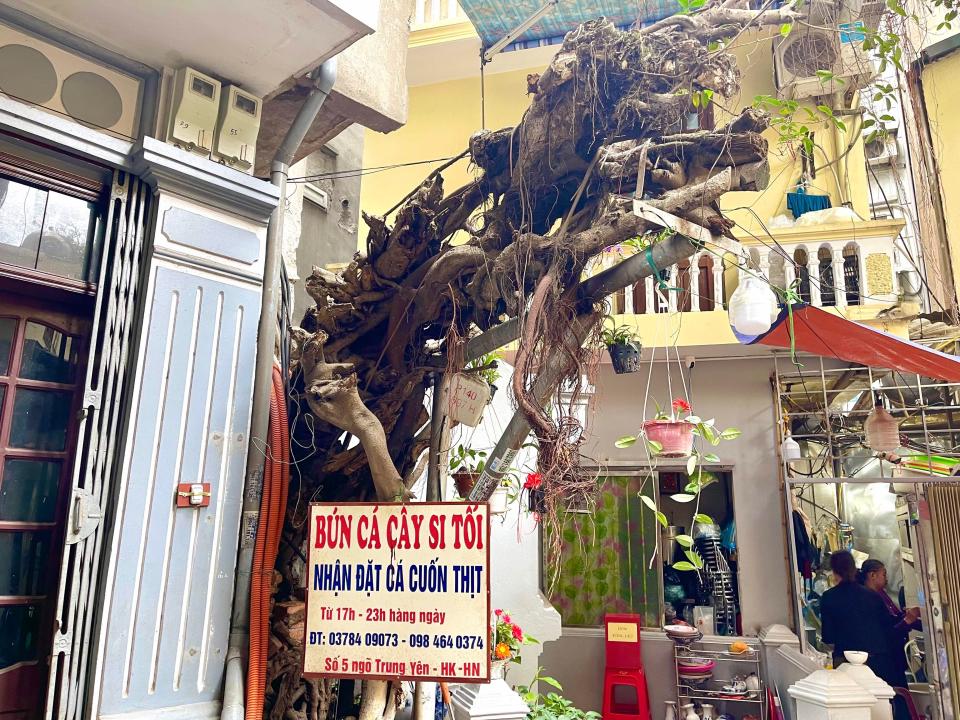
left=600, top=316, right=641, bottom=348
left=466, top=351, right=502, bottom=387
left=517, top=670, right=600, bottom=720
left=617, top=397, right=740, bottom=574
left=449, top=444, right=487, bottom=475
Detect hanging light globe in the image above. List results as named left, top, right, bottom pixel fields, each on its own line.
left=728, top=276, right=779, bottom=336
left=781, top=435, right=802, bottom=462
left=864, top=404, right=900, bottom=451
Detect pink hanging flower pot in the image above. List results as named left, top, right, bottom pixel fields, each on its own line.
left=642, top=420, right=694, bottom=457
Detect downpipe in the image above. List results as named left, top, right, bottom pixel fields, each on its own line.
left=222, top=59, right=338, bottom=720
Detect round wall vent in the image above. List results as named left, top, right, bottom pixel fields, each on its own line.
left=61, top=71, right=123, bottom=129
left=0, top=44, right=57, bottom=104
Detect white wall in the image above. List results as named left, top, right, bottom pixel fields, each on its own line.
left=424, top=364, right=563, bottom=690
left=535, top=354, right=793, bottom=712
left=580, top=356, right=792, bottom=633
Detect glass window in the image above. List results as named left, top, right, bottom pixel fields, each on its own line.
left=0, top=531, right=49, bottom=596
left=36, top=192, right=97, bottom=280
left=0, top=174, right=100, bottom=282
left=547, top=475, right=662, bottom=627
left=0, top=459, right=61, bottom=523
left=547, top=471, right=740, bottom=633
left=0, top=605, right=40, bottom=668
left=0, top=317, right=13, bottom=375
left=0, top=178, right=45, bottom=271
left=9, top=388, right=72, bottom=451
left=19, top=322, right=79, bottom=383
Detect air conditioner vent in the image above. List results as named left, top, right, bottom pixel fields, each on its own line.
left=781, top=33, right=839, bottom=77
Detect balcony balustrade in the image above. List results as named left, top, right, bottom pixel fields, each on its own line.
left=595, top=222, right=902, bottom=316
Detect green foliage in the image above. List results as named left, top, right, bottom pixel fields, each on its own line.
left=600, top=316, right=641, bottom=347
left=466, top=351, right=502, bottom=387
left=518, top=671, right=601, bottom=720
left=449, top=444, right=487, bottom=474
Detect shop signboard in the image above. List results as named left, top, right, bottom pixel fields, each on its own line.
left=303, top=502, right=490, bottom=681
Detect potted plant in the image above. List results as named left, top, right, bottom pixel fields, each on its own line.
left=601, top=318, right=642, bottom=374
left=466, top=351, right=502, bottom=402
left=450, top=444, right=487, bottom=498
left=491, top=609, right=536, bottom=676
left=616, top=398, right=741, bottom=462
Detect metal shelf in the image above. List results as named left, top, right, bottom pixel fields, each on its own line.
left=673, top=639, right=766, bottom=720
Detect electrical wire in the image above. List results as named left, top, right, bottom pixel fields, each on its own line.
left=258, top=155, right=459, bottom=184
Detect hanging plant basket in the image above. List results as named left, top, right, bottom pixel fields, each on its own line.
left=642, top=420, right=694, bottom=457
left=487, top=383, right=498, bottom=403
left=454, top=471, right=481, bottom=498
left=607, top=342, right=641, bottom=374
left=528, top=487, right=545, bottom=514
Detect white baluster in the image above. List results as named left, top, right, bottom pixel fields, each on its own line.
left=833, top=248, right=847, bottom=309
left=712, top=261, right=724, bottom=309
left=784, top=261, right=797, bottom=305
left=645, top=276, right=655, bottom=315
left=415, top=0, right=426, bottom=25
left=429, top=0, right=440, bottom=23
left=447, top=0, right=458, bottom=21
left=667, top=264, right=678, bottom=313
left=624, top=282, right=635, bottom=313
left=805, top=255, right=820, bottom=307
left=689, top=254, right=701, bottom=312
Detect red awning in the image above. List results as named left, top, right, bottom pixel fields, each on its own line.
left=737, top=304, right=960, bottom=382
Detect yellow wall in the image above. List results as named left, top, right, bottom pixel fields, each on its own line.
left=922, top=47, right=960, bottom=296
left=361, top=28, right=872, bottom=239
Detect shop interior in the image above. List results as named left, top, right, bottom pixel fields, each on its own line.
left=776, top=351, right=960, bottom=720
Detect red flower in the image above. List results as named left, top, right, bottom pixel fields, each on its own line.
left=503, top=613, right=512, bottom=624
left=524, top=472, right=543, bottom=490
left=494, top=609, right=502, bottom=617
left=672, top=398, right=691, bottom=414
left=512, top=624, right=524, bottom=640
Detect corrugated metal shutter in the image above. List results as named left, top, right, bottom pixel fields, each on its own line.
left=45, top=171, right=152, bottom=720
left=926, top=485, right=960, bottom=720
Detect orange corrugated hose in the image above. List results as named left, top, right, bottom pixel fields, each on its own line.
left=247, top=365, right=290, bottom=719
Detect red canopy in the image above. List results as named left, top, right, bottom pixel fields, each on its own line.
left=737, top=304, right=960, bottom=382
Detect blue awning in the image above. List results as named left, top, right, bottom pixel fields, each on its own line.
left=459, top=0, right=677, bottom=49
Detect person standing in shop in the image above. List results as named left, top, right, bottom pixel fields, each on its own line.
left=860, top=559, right=921, bottom=686
left=820, top=551, right=900, bottom=684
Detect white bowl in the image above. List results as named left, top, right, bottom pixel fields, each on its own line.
left=844, top=651, right=869, bottom=664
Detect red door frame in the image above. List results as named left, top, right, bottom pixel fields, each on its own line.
left=0, top=288, right=90, bottom=720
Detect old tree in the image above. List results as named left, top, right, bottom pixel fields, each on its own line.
left=267, top=1, right=796, bottom=718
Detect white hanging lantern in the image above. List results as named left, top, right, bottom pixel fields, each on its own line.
left=728, top=276, right=779, bottom=336
left=864, top=404, right=900, bottom=451
left=781, top=435, right=802, bottom=462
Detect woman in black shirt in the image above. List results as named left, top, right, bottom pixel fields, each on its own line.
left=820, top=551, right=901, bottom=686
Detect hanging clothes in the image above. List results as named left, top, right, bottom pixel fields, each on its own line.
left=793, top=510, right=816, bottom=579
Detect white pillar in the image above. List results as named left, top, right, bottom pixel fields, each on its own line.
left=833, top=249, right=847, bottom=309
left=689, top=254, right=701, bottom=312
left=645, top=276, right=655, bottom=315
left=452, top=664, right=530, bottom=720
left=712, top=261, right=724, bottom=309
left=785, top=261, right=797, bottom=294
left=837, top=654, right=895, bottom=720
left=667, top=264, right=679, bottom=313
left=807, top=255, right=822, bottom=307
left=788, top=669, right=876, bottom=720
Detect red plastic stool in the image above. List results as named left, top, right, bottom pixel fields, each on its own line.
left=602, top=614, right=651, bottom=720
left=602, top=667, right=651, bottom=720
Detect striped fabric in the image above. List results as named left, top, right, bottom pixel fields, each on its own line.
left=459, top=0, right=677, bottom=49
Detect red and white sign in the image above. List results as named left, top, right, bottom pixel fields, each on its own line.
left=303, top=502, right=490, bottom=681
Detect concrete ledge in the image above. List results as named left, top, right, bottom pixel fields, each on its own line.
left=133, top=137, right=279, bottom=223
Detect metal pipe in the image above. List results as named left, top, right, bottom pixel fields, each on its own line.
left=436, top=233, right=699, bottom=367
left=426, top=374, right=445, bottom=502
left=222, top=59, right=337, bottom=720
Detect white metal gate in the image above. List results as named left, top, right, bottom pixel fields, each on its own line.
left=44, top=171, right=152, bottom=720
